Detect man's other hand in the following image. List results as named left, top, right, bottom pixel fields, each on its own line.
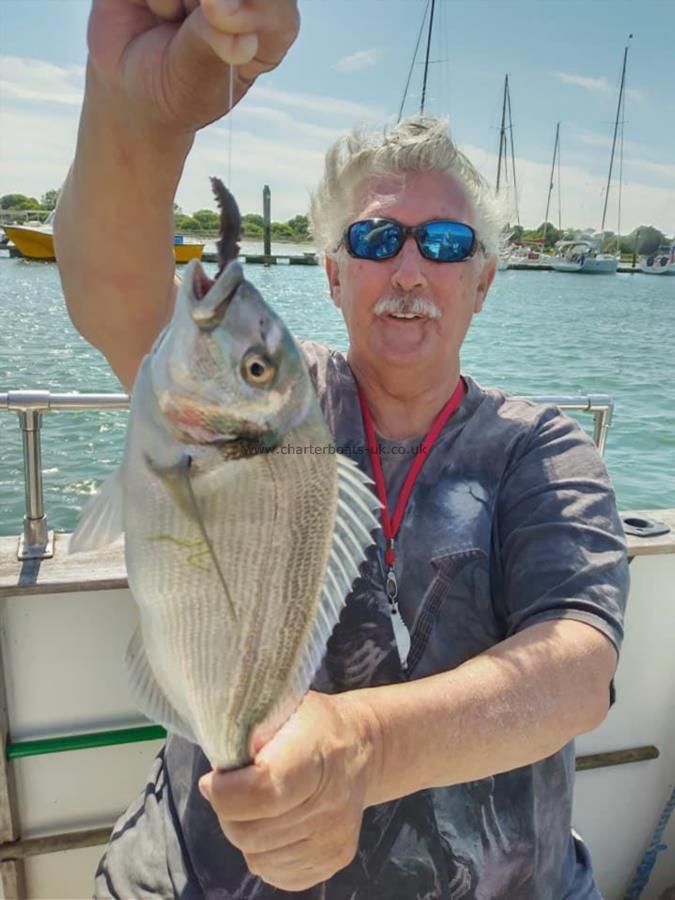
left=199, top=691, right=382, bottom=891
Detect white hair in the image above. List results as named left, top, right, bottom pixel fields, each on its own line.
left=309, top=116, right=506, bottom=258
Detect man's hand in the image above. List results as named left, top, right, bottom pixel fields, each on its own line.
left=199, top=692, right=382, bottom=892
left=87, top=0, right=300, bottom=133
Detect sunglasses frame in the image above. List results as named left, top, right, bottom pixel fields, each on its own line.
left=344, top=217, right=485, bottom=264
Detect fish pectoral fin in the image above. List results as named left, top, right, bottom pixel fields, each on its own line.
left=143, top=452, right=197, bottom=521
left=126, top=628, right=198, bottom=746
left=69, top=468, right=124, bottom=553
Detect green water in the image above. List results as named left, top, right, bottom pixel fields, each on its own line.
left=0, top=256, right=673, bottom=536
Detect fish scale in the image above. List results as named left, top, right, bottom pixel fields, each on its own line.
left=70, top=178, right=380, bottom=770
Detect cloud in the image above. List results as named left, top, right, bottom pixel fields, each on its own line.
left=553, top=70, right=645, bottom=103
left=568, top=126, right=650, bottom=158
left=0, top=107, right=79, bottom=197
left=554, top=71, right=610, bottom=94
left=332, top=49, right=381, bottom=73
left=233, top=105, right=345, bottom=142
left=248, top=85, right=381, bottom=120
left=0, top=56, right=84, bottom=106
left=462, top=143, right=675, bottom=235
left=623, top=158, right=675, bottom=183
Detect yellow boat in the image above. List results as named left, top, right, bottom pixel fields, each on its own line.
left=2, top=222, right=56, bottom=260
left=173, top=238, right=205, bottom=263
left=1, top=221, right=204, bottom=264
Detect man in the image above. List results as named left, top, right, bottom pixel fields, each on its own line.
left=55, top=1, right=628, bottom=897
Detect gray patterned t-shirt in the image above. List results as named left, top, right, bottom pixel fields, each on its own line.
left=95, top=340, right=628, bottom=900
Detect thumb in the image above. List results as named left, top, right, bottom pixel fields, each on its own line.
left=176, top=4, right=258, bottom=70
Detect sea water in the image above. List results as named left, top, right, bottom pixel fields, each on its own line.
left=0, top=253, right=673, bottom=537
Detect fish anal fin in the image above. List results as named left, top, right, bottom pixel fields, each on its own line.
left=125, top=628, right=197, bottom=745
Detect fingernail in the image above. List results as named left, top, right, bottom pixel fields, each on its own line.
left=217, top=0, right=241, bottom=13
left=198, top=777, right=211, bottom=800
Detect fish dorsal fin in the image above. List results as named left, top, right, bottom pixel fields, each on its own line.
left=250, top=454, right=380, bottom=752
left=125, top=627, right=197, bottom=746
left=69, top=468, right=124, bottom=553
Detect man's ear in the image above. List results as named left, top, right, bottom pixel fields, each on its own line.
left=325, top=255, right=342, bottom=308
left=474, top=256, right=497, bottom=313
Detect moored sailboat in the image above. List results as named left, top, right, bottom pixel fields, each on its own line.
left=552, top=38, right=633, bottom=276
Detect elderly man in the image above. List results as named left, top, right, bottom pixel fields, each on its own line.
left=55, top=1, right=627, bottom=897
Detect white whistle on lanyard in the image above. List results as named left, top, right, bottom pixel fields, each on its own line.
left=386, top=568, right=411, bottom=671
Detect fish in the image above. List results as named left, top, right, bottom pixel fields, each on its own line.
left=70, top=178, right=379, bottom=770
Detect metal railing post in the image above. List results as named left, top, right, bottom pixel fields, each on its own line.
left=17, top=408, right=53, bottom=560
left=593, top=402, right=614, bottom=457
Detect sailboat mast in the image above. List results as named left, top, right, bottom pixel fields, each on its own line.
left=420, top=0, right=436, bottom=115
left=601, top=36, right=632, bottom=233
left=397, top=0, right=431, bottom=122
left=496, top=74, right=508, bottom=193
left=506, top=79, right=520, bottom=224
left=543, top=122, right=560, bottom=245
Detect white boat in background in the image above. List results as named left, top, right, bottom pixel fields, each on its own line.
left=507, top=244, right=551, bottom=269
left=639, top=247, right=675, bottom=276
left=551, top=240, right=619, bottom=274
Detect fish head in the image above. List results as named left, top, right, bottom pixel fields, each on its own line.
left=149, top=258, right=313, bottom=457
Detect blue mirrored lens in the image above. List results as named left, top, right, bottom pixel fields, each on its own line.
left=418, top=221, right=475, bottom=261
left=348, top=220, right=403, bottom=260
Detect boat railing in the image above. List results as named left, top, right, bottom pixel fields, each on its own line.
left=0, top=389, right=614, bottom=561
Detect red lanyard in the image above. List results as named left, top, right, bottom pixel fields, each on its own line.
left=356, top=378, right=465, bottom=670
left=356, top=378, right=465, bottom=569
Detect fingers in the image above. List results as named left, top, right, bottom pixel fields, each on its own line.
left=200, top=744, right=320, bottom=822
left=144, top=0, right=186, bottom=19
left=191, top=15, right=259, bottom=66
left=245, top=833, right=357, bottom=892
left=221, top=807, right=315, bottom=854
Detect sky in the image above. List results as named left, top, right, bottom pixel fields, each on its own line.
left=1, top=0, right=673, bottom=235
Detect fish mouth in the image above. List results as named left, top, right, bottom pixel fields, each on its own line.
left=193, top=264, right=215, bottom=301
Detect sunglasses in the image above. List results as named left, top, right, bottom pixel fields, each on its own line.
left=344, top=218, right=484, bottom=263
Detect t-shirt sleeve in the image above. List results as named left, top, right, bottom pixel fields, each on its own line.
left=495, top=406, right=628, bottom=656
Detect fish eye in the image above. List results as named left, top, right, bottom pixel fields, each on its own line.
left=241, top=350, right=276, bottom=387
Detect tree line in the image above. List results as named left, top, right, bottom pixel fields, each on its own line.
left=1, top=193, right=671, bottom=253
left=174, top=208, right=311, bottom=243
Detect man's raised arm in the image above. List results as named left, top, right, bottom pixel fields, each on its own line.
left=55, top=0, right=299, bottom=391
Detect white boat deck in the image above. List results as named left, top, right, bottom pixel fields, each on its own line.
left=0, top=511, right=674, bottom=898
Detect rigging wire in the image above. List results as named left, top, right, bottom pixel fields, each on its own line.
left=616, top=82, right=626, bottom=255
left=557, top=128, right=562, bottom=233
left=397, top=0, right=431, bottom=122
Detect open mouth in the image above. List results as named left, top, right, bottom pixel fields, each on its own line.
left=387, top=312, right=424, bottom=320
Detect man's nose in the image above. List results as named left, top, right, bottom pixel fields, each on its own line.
left=391, top=237, right=428, bottom=292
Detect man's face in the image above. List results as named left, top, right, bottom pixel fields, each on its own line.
left=325, top=170, right=496, bottom=380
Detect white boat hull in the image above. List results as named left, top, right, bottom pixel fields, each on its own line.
left=1, top=512, right=674, bottom=899
left=639, top=257, right=675, bottom=275
left=551, top=254, right=619, bottom=274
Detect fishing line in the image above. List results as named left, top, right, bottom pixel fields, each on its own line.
left=228, top=61, right=235, bottom=187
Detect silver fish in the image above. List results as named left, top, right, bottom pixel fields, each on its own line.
left=71, top=180, right=379, bottom=770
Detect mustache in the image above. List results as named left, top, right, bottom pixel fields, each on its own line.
left=373, top=296, right=441, bottom=320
